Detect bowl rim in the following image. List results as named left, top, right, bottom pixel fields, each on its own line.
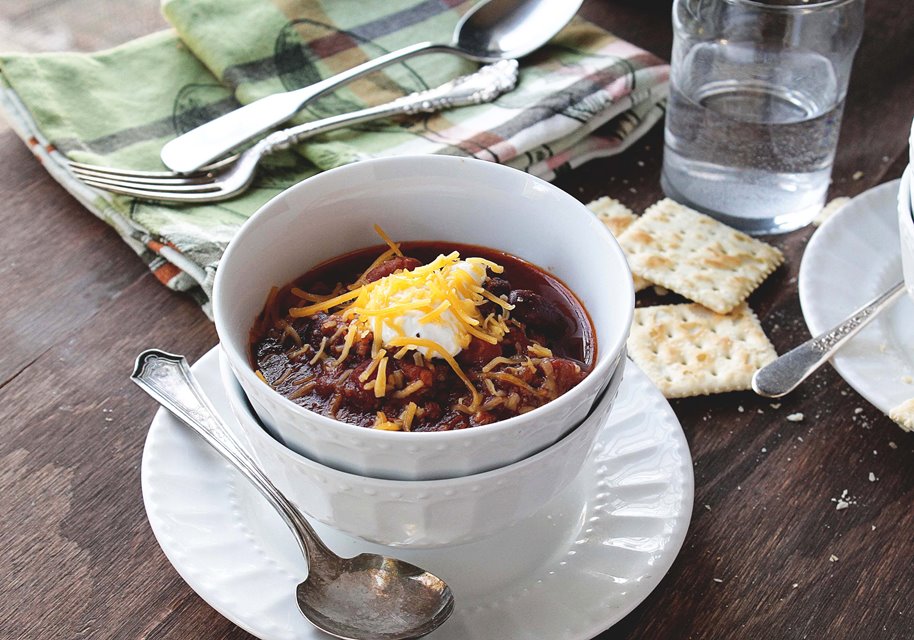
left=898, top=166, right=912, bottom=224
left=213, top=155, right=634, bottom=441
left=220, top=349, right=621, bottom=488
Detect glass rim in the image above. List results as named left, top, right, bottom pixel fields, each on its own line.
left=731, top=0, right=862, bottom=10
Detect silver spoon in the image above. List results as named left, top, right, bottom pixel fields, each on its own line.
left=752, top=281, right=905, bottom=398
left=132, top=349, right=455, bottom=639
left=160, top=0, right=583, bottom=173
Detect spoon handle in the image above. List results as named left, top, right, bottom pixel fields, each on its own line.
left=262, top=60, right=519, bottom=155
left=752, top=281, right=906, bottom=398
left=160, top=40, right=459, bottom=173
left=131, top=349, right=333, bottom=561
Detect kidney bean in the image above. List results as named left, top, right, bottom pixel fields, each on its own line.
left=479, top=276, right=512, bottom=316
left=508, top=289, right=568, bottom=336
left=364, top=256, right=422, bottom=283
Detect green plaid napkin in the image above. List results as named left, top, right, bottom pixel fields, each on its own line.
left=0, top=0, right=668, bottom=316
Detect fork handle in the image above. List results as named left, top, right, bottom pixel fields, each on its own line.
left=160, top=41, right=457, bottom=174
left=260, top=59, right=518, bottom=155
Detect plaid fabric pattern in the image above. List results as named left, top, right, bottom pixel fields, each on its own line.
left=0, top=0, right=668, bottom=315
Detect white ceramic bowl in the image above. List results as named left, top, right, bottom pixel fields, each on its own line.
left=213, top=155, right=634, bottom=480
left=219, top=350, right=624, bottom=547
left=898, top=166, right=914, bottom=301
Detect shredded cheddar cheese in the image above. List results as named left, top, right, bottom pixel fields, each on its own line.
left=358, top=349, right=387, bottom=382
left=285, top=227, right=515, bottom=408
left=393, top=379, right=425, bottom=398
left=400, top=402, right=418, bottom=431
left=291, top=287, right=336, bottom=302
left=335, top=322, right=359, bottom=363
left=308, top=336, right=328, bottom=365
left=386, top=336, right=481, bottom=409
left=374, top=356, right=389, bottom=397
left=373, top=224, right=403, bottom=256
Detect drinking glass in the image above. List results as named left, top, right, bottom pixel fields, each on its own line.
left=661, top=0, right=865, bottom=235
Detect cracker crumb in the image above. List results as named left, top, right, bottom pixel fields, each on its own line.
left=761, top=447, right=767, bottom=453
left=713, top=578, right=723, bottom=583
left=812, top=197, right=851, bottom=226
left=797, top=436, right=804, bottom=442
left=902, top=376, right=913, bottom=384
left=770, top=403, right=781, bottom=409
left=854, top=407, right=863, bottom=414
left=787, top=412, right=804, bottom=422
left=872, top=524, right=876, bottom=530
left=868, top=472, right=877, bottom=482
left=833, top=489, right=858, bottom=510
left=852, top=170, right=864, bottom=180
left=889, top=441, right=898, bottom=449
left=738, top=405, right=744, bottom=413
left=829, top=554, right=839, bottom=562
left=704, top=504, right=712, bottom=510
left=889, top=397, right=914, bottom=432
left=792, top=583, right=799, bottom=589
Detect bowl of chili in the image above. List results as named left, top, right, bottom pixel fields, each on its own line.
left=214, top=155, right=633, bottom=480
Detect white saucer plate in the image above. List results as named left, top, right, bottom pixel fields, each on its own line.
left=799, top=179, right=914, bottom=415
left=141, top=347, right=693, bottom=640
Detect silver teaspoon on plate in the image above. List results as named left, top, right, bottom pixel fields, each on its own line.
left=160, top=0, right=583, bottom=173
left=131, top=349, right=455, bottom=640
left=752, top=281, right=905, bottom=398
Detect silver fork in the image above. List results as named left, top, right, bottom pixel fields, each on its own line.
left=70, top=60, right=518, bottom=203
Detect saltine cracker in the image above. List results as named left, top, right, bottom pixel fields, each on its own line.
left=627, top=302, right=777, bottom=398
left=618, top=199, right=783, bottom=313
left=586, top=196, right=650, bottom=292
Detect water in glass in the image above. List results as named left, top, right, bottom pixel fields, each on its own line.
left=662, top=41, right=842, bottom=234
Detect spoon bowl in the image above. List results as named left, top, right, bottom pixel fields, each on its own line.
left=160, top=0, right=584, bottom=173
left=297, top=554, right=454, bottom=640
left=454, top=0, right=584, bottom=60
left=131, top=350, right=455, bottom=639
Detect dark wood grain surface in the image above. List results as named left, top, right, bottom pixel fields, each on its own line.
left=1, top=1, right=912, bottom=638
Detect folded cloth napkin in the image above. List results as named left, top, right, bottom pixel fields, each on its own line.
left=0, top=0, right=668, bottom=316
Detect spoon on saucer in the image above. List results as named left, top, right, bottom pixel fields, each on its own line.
left=752, top=281, right=905, bottom=398
left=160, top=0, right=584, bottom=173
left=131, top=349, right=455, bottom=639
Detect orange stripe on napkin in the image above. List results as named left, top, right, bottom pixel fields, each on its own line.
left=153, top=262, right=182, bottom=286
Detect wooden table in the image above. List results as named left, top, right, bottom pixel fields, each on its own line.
left=2, top=1, right=912, bottom=638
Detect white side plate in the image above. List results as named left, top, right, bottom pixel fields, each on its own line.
left=799, top=179, right=914, bottom=416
